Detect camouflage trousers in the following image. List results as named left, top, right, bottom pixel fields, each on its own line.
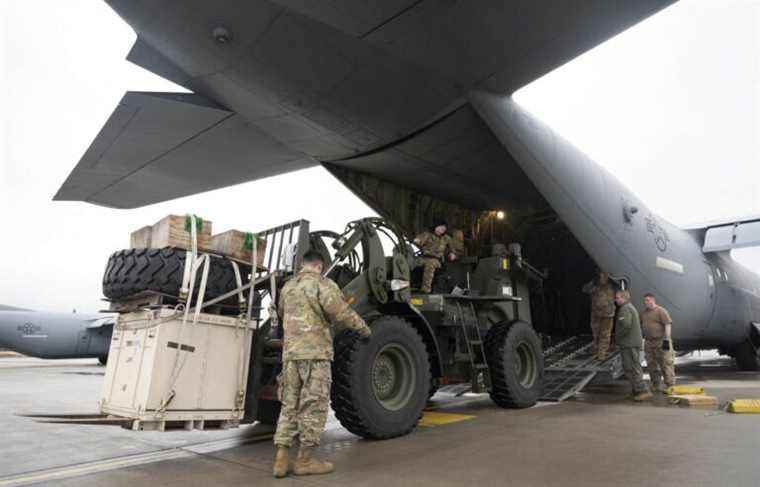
left=419, top=257, right=441, bottom=293
left=620, top=347, right=648, bottom=394
left=273, top=359, right=331, bottom=448
left=644, top=338, right=676, bottom=387
left=590, top=316, right=614, bottom=357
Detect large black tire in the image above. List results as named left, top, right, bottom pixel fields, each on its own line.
left=734, top=340, right=760, bottom=371
left=103, top=248, right=250, bottom=302
left=331, top=316, right=431, bottom=440
left=485, top=320, right=544, bottom=408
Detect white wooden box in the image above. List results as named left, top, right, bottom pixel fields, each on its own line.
left=100, top=309, right=254, bottom=423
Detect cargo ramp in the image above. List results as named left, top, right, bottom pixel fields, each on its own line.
left=540, top=336, right=624, bottom=402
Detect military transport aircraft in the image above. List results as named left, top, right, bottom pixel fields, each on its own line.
left=55, top=1, right=760, bottom=370
left=0, top=304, right=113, bottom=363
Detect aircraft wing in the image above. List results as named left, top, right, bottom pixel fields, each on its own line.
left=56, top=1, right=676, bottom=209
left=54, top=92, right=313, bottom=209
left=0, top=305, right=33, bottom=312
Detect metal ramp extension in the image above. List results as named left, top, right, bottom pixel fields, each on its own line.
left=540, top=336, right=624, bottom=402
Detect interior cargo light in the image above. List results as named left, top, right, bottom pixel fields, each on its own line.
left=390, top=279, right=410, bottom=291
left=496, top=211, right=505, bottom=220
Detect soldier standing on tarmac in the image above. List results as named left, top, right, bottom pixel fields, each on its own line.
left=414, top=220, right=457, bottom=293
left=614, top=290, right=652, bottom=402
left=272, top=250, right=372, bottom=478
left=640, top=293, right=676, bottom=393
left=582, top=270, right=616, bottom=361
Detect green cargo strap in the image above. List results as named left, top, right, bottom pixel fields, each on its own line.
left=243, top=232, right=255, bottom=251
left=184, top=214, right=203, bottom=233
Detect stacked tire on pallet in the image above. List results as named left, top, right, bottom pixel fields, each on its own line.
left=102, top=247, right=251, bottom=305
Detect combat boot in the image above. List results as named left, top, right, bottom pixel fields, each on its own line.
left=633, top=391, right=653, bottom=402
left=272, top=446, right=290, bottom=478
left=293, top=446, right=334, bottom=476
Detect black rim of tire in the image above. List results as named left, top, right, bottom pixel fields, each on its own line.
left=372, top=343, right=417, bottom=411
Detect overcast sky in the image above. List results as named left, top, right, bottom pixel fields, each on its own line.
left=1, top=0, right=759, bottom=313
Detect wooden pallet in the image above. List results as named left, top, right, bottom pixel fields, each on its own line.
left=128, top=418, right=241, bottom=432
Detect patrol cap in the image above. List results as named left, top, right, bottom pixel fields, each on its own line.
left=303, top=249, right=325, bottom=265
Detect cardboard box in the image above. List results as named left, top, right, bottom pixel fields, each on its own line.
left=209, top=230, right=266, bottom=266
left=100, top=309, right=253, bottom=423
left=150, top=214, right=212, bottom=250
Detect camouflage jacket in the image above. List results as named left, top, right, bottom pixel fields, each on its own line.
left=278, top=269, right=370, bottom=361
left=414, top=231, right=452, bottom=259
left=582, top=281, right=616, bottom=318
left=450, top=237, right=465, bottom=257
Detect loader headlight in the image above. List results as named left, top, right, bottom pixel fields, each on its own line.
left=390, top=279, right=410, bottom=291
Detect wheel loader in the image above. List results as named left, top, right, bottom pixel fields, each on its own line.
left=245, top=217, right=545, bottom=439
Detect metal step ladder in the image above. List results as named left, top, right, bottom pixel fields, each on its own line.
left=540, top=335, right=624, bottom=402
left=455, top=301, right=491, bottom=393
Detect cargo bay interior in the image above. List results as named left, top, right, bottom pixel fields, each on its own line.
left=326, top=103, right=598, bottom=340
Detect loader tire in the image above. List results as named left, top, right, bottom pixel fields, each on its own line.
left=733, top=340, right=760, bottom=371
left=331, top=316, right=430, bottom=440
left=485, top=320, right=544, bottom=408
left=102, top=248, right=250, bottom=303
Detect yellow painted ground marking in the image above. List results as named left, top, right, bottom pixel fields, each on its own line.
left=418, top=411, right=475, bottom=427
left=667, top=385, right=704, bottom=395
left=728, top=399, right=760, bottom=414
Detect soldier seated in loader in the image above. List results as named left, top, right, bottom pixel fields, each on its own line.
left=413, top=220, right=458, bottom=293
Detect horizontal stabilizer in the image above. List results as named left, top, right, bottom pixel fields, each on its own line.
left=54, top=92, right=314, bottom=209
left=85, top=317, right=116, bottom=329
left=702, top=218, right=760, bottom=253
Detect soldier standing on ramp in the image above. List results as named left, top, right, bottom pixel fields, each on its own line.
left=414, top=220, right=457, bottom=293
left=582, top=270, right=616, bottom=361
left=273, top=250, right=372, bottom=478
left=640, top=293, right=676, bottom=393
left=614, top=290, right=652, bottom=402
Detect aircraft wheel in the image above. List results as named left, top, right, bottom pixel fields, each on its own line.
left=734, top=340, right=760, bottom=371
left=485, top=320, right=544, bottom=408
left=331, top=316, right=430, bottom=440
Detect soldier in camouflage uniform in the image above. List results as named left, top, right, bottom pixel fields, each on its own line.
left=640, top=293, right=676, bottom=392
left=414, top=221, right=457, bottom=293
left=272, top=250, right=371, bottom=478
left=582, top=270, right=616, bottom=361
left=614, top=290, right=652, bottom=401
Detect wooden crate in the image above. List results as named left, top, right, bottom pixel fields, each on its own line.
left=151, top=214, right=212, bottom=250
left=209, top=230, right=266, bottom=267
left=129, top=226, right=153, bottom=248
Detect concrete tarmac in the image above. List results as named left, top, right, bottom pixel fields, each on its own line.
left=1, top=353, right=759, bottom=486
